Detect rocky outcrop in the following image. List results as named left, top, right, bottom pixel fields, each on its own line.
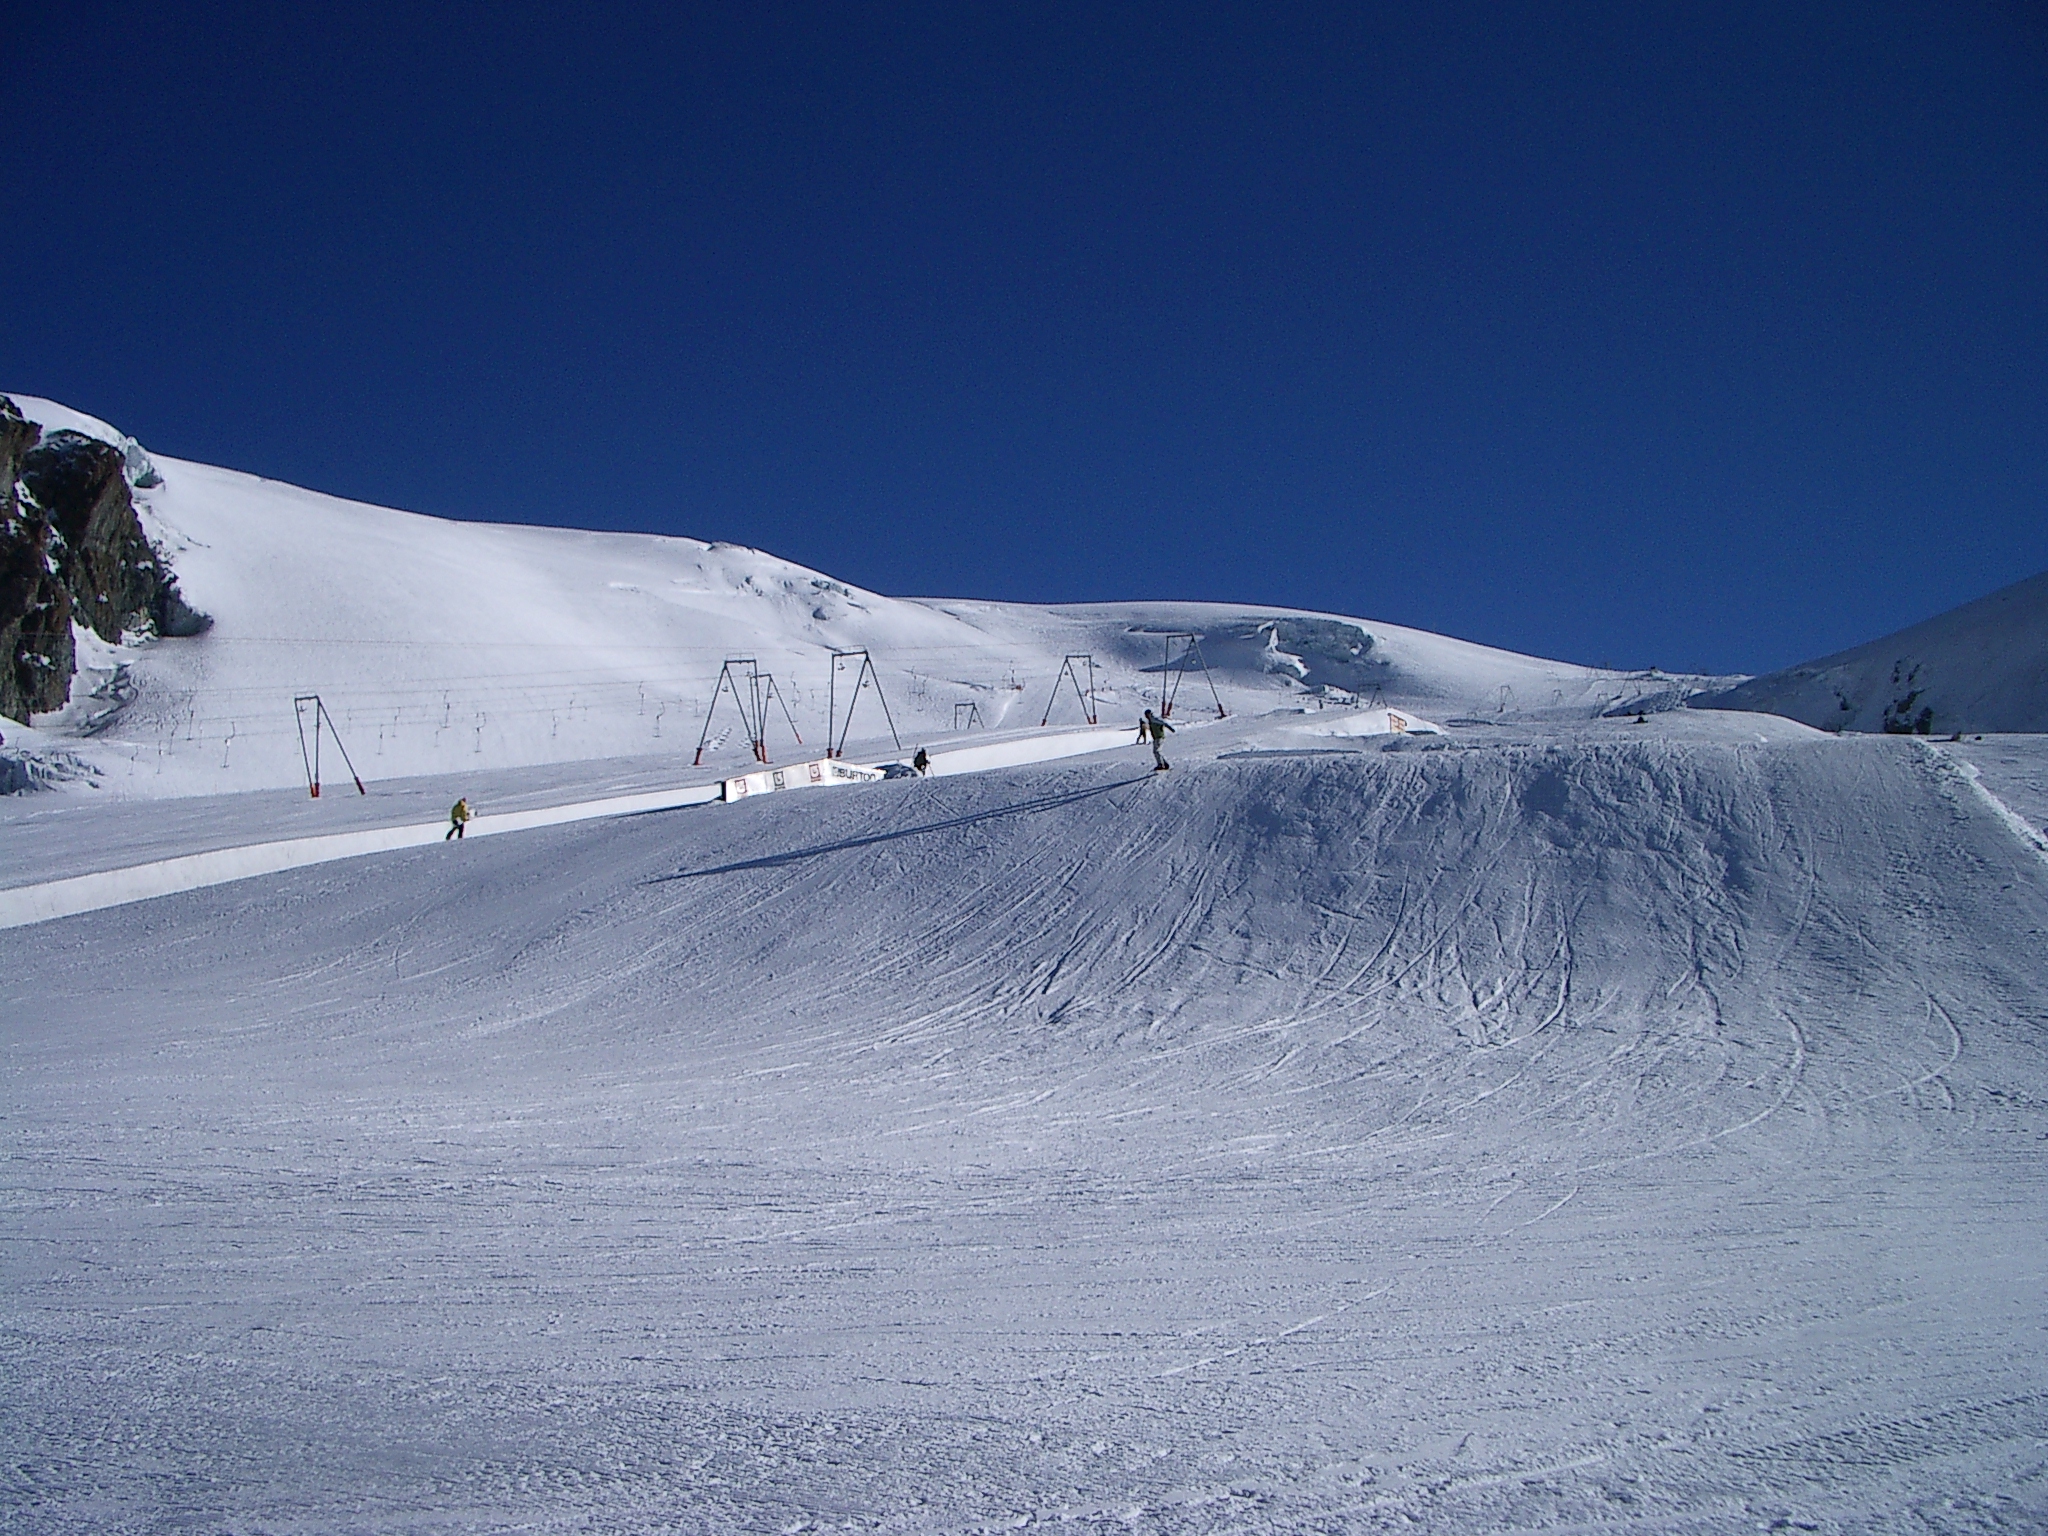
left=0, top=397, right=210, bottom=724
left=0, top=399, right=37, bottom=512
left=0, top=399, right=72, bottom=722
left=20, top=429, right=210, bottom=643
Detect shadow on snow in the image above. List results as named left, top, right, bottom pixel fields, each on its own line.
left=658, top=775, right=1154, bottom=881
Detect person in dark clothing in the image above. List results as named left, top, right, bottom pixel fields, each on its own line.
left=446, top=797, right=470, bottom=840
left=913, top=747, right=930, bottom=776
left=1138, top=709, right=1174, bottom=771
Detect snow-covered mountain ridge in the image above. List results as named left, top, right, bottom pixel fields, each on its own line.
left=1696, top=568, right=2048, bottom=735
left=0, top=394, right=1722, bottom=797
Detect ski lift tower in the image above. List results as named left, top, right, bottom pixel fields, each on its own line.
left=293, top=694, right=367, bottom=797
left=1040, top=654, right=1100, bottom=727
left=1157, top=632, right=1227, bottom=720
left=826, top=649, right=902, bottom=759
left=693, top=658, right=803, bottom=766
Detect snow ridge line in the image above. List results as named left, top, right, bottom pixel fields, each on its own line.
left=1920, top=743, right=2048, bottom=867
left=0, top=782, right=723, bottom=931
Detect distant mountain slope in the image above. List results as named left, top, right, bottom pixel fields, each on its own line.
left=1696, top=570, right=2048, bottom=734
left=1, top=393, right=1712, bottom=796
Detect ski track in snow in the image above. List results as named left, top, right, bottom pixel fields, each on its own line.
left=4, top=722, right=2048, bottom=1532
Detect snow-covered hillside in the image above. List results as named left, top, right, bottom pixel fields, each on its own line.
left=7, top=395, right=2048, bottom=1533
left=6, top=713, right=2048, bottom=1531
left=1697, top=568, right=2048, bottom=735
left=2, top=394, right=1715, bottom=798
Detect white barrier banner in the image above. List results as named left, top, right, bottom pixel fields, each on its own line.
left=723, top=757, right=886, bottom=802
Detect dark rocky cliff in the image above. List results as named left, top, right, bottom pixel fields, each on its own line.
left=0, top=398, right=71, bottom=722
left=0, top=397, right=210, bottom=724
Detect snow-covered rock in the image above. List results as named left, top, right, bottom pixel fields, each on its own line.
left=0, top=398, right=207, bottom=726
left=4, top=393, right=162, bottom=487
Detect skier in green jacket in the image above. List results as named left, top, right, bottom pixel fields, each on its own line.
left=1138, top=709, right=1174, bottom=771
left=446, top=797, right=471, bottom=841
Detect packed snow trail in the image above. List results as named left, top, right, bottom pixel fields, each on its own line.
left=0, top=726, right=1135, bottom=929
left=0, top=780, right=720, bottom=928
left=5, top=718, right=2048, bottom=1532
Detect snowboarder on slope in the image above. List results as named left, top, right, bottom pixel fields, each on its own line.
left=446, top=797, right=471, bottom=840
left=1138, top=709, right=1174, bottom=771
left=913, top=747, right=930, bottom=776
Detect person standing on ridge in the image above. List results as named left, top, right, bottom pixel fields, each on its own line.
left=446, top=797, right=471, bottom=840
left=1138, top=709, right=1174, bottom=771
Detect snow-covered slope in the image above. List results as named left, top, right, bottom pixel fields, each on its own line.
left=1696, top=568, right=2048, bottom=734
left=6, top=396, right=2048, bottom=1531
left=2, top=394, right=1716, bottom=798
left=5, top=714, right=2047, bottom=1531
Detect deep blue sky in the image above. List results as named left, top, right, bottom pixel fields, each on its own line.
left=7, top=3, right=2045, bottom=673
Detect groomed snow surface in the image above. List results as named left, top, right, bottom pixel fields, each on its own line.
left=7, top=711, right=2048, bottom=1533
